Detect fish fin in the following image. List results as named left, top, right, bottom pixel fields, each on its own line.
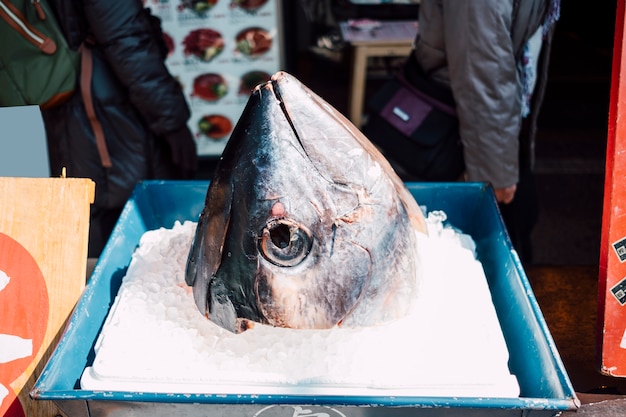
left=202, top=179, right=233, bottom=277
left=185, top=216, right=205, bottom=286
left=185, top=179, right=233, bottom=314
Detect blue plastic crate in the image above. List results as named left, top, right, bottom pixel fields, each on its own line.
left=31, top=181, right=579, bottom=417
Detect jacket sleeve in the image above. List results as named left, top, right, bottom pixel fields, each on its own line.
left=82, top=0, right=190, bottom=137
left=440, top=0, right=521, bottom=189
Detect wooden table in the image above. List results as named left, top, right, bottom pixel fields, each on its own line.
left=339, top=20, right=418, bottom=128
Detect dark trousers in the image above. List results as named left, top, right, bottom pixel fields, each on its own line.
left=88, top=206, right=123, bottom=258
left=498, top=164, right=539, bottom=264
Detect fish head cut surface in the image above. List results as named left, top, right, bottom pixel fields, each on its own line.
left=186, top=71, right=427, bottom=333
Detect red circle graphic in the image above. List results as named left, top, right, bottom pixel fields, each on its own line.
left=0, top=233, right=49, bottom=416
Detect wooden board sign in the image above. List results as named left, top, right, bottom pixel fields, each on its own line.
left=598, top=0, right=626, bottom=378
left=0, top=177, right=94, bottom=417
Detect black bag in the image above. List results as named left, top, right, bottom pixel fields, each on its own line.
left=363, top=54, right=464, bottom=181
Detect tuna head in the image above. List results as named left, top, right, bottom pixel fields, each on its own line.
left=186, top=71, right=427, bottom=333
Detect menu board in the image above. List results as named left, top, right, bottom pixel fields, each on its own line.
left=147, top=0, right=284, bottom=157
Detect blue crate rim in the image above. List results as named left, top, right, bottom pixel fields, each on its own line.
left=30, top=180, right=580, bottom=412
left=31, top=388, right=578, bottom=410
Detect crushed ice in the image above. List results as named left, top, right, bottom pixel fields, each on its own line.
left=82, top=215, right=519, bottom=397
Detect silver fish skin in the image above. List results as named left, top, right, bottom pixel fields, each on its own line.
left=186, top=71, right=427, bottom=333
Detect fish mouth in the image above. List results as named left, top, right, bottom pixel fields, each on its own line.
left=263, top=72, right=341, bottom=185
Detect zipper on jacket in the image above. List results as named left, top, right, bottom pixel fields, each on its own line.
left=0, top=0, right=56, bottom=54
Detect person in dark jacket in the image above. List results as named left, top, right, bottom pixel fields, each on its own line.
left=412, top=0, right=560, bottom=263
left=42, top=0, right=198, bottom=258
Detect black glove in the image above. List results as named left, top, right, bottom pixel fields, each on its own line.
left=164, top=126, right=198, bottom=179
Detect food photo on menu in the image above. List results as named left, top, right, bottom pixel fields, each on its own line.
left=235, top=27, right=273, bottom=58
left=146, top=0, right=281, bottom=156
left=192, top=73, right=228, bottom=102
left=238, top=71, right=271, bottom=95
left=183, top=28, right=225, bottom=62
left=177, top=0, right=269, bottom=16
left=197, top=114, right=233, bottom=140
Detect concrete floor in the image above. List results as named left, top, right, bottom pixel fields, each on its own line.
left=528, top=266, right=626, bottom=415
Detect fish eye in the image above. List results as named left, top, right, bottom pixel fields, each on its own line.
left=258, top=219, right=312, bottom=267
